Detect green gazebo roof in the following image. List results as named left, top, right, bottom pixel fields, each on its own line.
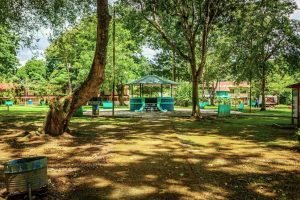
left=127, top=75, right=177, bottom=85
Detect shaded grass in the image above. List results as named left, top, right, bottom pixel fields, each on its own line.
left=0, top=107, right=299, bottom=199
left=173, top=115, right=297, bottom=150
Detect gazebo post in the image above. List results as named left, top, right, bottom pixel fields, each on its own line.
left=139, top=83, right=142, bottom=97
left=161, top=84, right=163, bottom=98
left=171, top=84, right=173, bottom=97
left=131, top=85, right=133, bottom=97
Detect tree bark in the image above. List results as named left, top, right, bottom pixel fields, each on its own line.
left=117, top=83, right=126, bottom=106
left=43, top=0, right=110, bottom=136
left=192, top=75, right=200, bottom=117
left=209, top=81, right=218, bottom=106
left=260, top=64, right=266, bottom=111
left=190, top=55, right=200, bottom=117
left=172, top=50, right=176, bottom=82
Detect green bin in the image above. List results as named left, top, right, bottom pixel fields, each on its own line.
left=73, top=106, right=83, bottom=117
left=218, top=104, right=231, bottom=117
left=40, top=101, right=45, bottom=106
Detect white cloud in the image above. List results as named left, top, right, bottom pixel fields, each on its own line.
left=142, top=46, right=159, bottom=60
left=17, top=29, right=50, bottom=66
left=290, top=0, right=300, bottom=20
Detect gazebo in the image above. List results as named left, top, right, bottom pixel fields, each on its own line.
left=126, top=75, right=177, bottom=112
left=287, top=83, right=300, bottom=127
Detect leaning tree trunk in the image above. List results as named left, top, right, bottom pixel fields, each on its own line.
left=260, top=64, right=266, bottom=111
left=43, top=0, right=110, bottom=136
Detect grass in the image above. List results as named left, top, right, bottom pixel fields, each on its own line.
left=176, top=104, right=292, bottom=117
left=0, top=105, right=299, bottom=199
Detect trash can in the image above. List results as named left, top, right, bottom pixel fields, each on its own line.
left=3, top=156, right=48, bottom=194
left=40, top=101, right=45, bottom=106
left=218, top=104, right=231, bottom=117
left=73, top=106, right=83, bottom=117
left=92, top=105, right=99, bottom=115
left=28, top=100, right=33, bottom=105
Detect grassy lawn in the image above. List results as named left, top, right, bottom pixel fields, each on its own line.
left=176, top=104, right=292, bottom=117
left=0, top=106, right=299, bottom=199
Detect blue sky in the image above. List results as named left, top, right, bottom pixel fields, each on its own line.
left=17, top=1, right=300, bottom=65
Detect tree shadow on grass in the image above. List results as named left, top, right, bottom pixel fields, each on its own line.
left=0, top=116, right=299, bottom=199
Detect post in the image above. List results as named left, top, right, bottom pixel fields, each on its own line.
left=139, top=83, right=141, bottom=97
left=171, top=84, right=173, bottom=97
left=249, top=71, right=252, bottom=113
left=112, top=6, right=116, bottom=117
left=161, top=84, right=163, bottom=98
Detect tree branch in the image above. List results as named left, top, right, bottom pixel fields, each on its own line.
left=141, top=8, right=190, bottom=61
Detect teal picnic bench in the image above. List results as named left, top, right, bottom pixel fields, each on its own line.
left=103, top=101, right=113, bottom=109
left=199, top=102, right=209, bottom=109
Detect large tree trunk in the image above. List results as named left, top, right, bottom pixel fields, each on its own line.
left=260, top=64, right=266, bottom=111
left=190, top=55, right=200, bottom=117
left=43, top=0, right=110, bottom=136
left=191, top=75, right=200, bottom=117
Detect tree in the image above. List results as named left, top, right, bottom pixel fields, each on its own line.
left=0, top=26, right=19, bottom=78
left=202, top=29, right=233, bottom=105
left=229, top=0, right=300, bottom=111
left=46, top=14, right=147, bottom=106
left=122, top=0, right=236, bottom=117
left=44, top=1, right=110, bottom=135
left=0, top=0, right=110, bottom=136
left=17, top=59, right=48, bottom=97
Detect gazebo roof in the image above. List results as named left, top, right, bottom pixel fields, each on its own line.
left=287, top=83, right=300, bottom=88
left=127, top=75, right=177, bottom=85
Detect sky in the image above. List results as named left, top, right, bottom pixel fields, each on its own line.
left=17, top=1, right=300, bottom=66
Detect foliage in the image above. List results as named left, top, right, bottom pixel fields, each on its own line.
left=121, top=0, right=238, bottom=116
left=0, top=26, right=19, bottom=78
left=228, top=0, right=300, bottom=110
left=16, top=59, right=53, bottom=97
left=267, top=70, right=300, bottom=104
left=175, top=82, right=193, bottom=107
left=45, top=15, right=148, bottom=95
